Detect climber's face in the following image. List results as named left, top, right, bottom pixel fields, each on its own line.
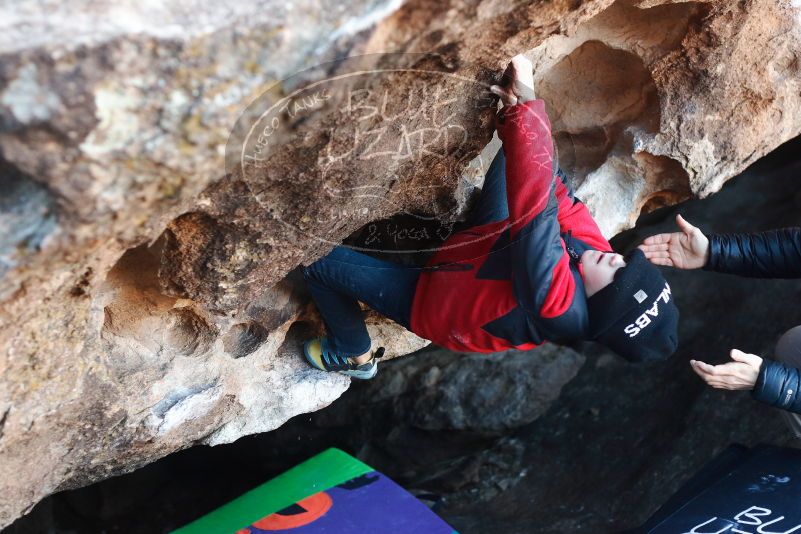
left=580, top=250, right=626, bottom=297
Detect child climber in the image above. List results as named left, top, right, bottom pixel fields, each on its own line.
left=302, top=55, right=679, bottom=379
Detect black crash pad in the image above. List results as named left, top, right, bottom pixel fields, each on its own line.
left=635, top=444, right=801, bottom=533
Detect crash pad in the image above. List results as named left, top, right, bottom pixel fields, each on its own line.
left=637, top=445, right=801, bottom=534
left=172, top=448, right=457, bottom=534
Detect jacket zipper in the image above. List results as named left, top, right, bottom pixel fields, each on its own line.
left=565, top=230, right=580, bottom=264
left=566, top=246, right=579, bottom=262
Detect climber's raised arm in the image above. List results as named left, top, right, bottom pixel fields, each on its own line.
left=490, top=56, right=605, bottom=251
left=492, top=56, right=577, bottom=318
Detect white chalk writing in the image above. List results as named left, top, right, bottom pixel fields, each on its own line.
left=685, top=506, right=801, bottom=534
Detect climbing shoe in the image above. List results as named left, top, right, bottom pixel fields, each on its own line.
left=303, top=337, right=382, bottom=380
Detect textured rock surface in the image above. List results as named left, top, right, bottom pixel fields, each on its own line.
left=2, top=0, right=801, bottom=527
left=10, top=137, right=797, bottom=534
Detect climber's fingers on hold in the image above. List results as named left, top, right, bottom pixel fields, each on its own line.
left=490, top=85, right=518, bottom=106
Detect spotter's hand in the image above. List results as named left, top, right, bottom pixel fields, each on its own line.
left=639, top=214, right=710, bottom=270
left=690, top=349, right=763, bottom=391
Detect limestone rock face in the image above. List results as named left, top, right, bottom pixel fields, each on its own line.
left=1, top=0, right=801, bottom=527
left=527, top=0, right=801, bottom=236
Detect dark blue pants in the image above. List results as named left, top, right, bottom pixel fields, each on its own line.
left=303, top=147, right=510, bottom=356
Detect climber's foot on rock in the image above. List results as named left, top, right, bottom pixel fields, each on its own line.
left=303, top=337, right=382, bottom=380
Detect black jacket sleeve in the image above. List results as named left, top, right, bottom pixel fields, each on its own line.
left=704, top=228, right=801, bottom=278
left=752, top=359, right=801, bottom=414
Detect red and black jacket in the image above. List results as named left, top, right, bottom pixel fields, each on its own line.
left=409, top=99, right=610, bottom=353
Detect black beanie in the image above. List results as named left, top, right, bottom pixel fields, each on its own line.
left=586, top=249, right=679, bottom=362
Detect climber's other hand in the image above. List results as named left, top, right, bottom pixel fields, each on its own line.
left=490, top=54, right=536, bottom=107
left=639, top=214, right=710, bottom=270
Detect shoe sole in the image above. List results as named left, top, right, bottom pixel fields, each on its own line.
left=341, top=363, right=377, bottom=380
left=303, top=340, right=377, bottom=380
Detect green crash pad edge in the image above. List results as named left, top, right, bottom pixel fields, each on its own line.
left=171, top=447, right=373, bottom=534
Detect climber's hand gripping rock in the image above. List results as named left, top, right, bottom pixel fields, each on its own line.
left=490, top=54, right=536, bottom=107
